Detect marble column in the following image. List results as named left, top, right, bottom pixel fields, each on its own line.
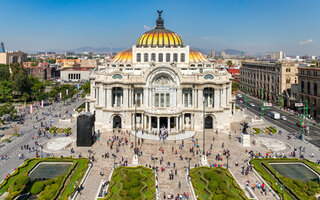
left=167, top=117, right=170, bottom=131
left=144, top=88, right=148, bottom=107
left=85, top=102, right=88, bottom=112
left=175, top=116, right=178, bottom=131
left=177, top=88, right=182, bottom=107
left=123, top=88, right=128, bottom=108
left=149, top=116, right=152, bottom=131
left=179, top=116, right=182, bottom=131
left=107, top=88, right=112, bottom=108
left=198, top=89, right=203, bottom=107
left=214, top=88, right=219, bottom=109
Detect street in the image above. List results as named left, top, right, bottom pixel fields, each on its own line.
left=237, top=92, right=320, bottom=147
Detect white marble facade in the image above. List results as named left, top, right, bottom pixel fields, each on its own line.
left=85, top=12, right=235, bottom=133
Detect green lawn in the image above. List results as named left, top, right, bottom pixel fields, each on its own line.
left=0, top=157, right=88, bottom=200
left=250, top=158, right=320, bottom=200
left=190, top=167, right=247, bottom=200
left=104, top=166, right=156, bottom=200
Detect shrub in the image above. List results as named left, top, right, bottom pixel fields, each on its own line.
left=253, top=128, right=261, bottom=134
left=49, top=127, right=56, bottom=133
left=31, top=181, right=44, bottom=194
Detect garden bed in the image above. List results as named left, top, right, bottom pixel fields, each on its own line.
left=0, top=157, right=89, bottom=200
left=104, top=166, right=156, bottom=200
left=190, top=167, right=247, bottom=200
left=250, top=158, right=320, bottom=200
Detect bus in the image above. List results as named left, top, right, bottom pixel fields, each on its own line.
left=267, top=111, right=280, bottom=119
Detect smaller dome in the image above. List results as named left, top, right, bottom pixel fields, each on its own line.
left=112, top=49, right=132, bottom=63
left=189, top=49, right=208, bottom=63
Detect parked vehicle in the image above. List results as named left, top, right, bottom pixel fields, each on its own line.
left=280, top=115, right=287, bottom=120
left=296, top=122, right=306, bottom=127
left=267, top=111, right=280, bottom=119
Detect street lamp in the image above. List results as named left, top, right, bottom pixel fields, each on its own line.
left=112, top=154, right=117, bottom=168
left=202, top=98, right=205, bottom=156
left=226, top=155, right=230, bottom=169
left=152, top=157, right=158, bottom=169
left=133, top=85, right=137, bottom=156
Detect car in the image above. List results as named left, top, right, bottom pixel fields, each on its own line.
left=249, top=103, right=255, bottom=107
left=296, top=122, right=306, bottom=127
left=280, top=116, right=287, bottom=120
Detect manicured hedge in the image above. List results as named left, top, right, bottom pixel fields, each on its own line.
left=250, top=158, right=320, bottom=200
left=105, top=166, right=155, bottom=200
left=31, top=181, right=45, bottom=195
left=253, top=128, right=261, bottom=134
left=0, top=157, right=89, bottom=200
left=190, top=167, right=247, bottom=200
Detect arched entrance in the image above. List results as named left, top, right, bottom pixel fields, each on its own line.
left=113, top=116, right=121, bottom=128
left=204, top=116, right=213, bottom=129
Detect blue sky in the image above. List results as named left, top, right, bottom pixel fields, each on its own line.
left=0, top=0, right=319, bottom=55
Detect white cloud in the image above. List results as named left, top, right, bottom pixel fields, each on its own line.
left=143, top=25, right=150, bottom=30
left=299, top=39, right=313, bottom=45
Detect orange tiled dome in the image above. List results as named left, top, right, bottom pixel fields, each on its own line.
left=112, top=49, right=132, bottom=63
left=189, top=49, right=208, bottom=63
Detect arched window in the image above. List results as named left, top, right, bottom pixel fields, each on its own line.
left=205, top=116, right=213, bottom=129
left=159, top=53, right=163, bottom=62
left=112, top=74, right=123, bottom=79
left=136, top=53, right=141, bottom=62
left=204, top=74, right=214, bottom=79
left=151, top=53, right=156, bottom=61
left=307, top=82, right=311, bottom=94
left=173, top=53, right=178, bottom=62
left=144, top=53, right=148, bottom=62
left=126, top=64, right=131, bottom=67
left=180, top=53, right=185, bottom=62
left=119, top=64, right=124, bottom=67
left=166, top=53, right=170, bottom=62
left=113, top=116, right=121, bottom=128
left=112, top=64, right=116, bottom=67
left=314, top=83, right=318, bottom=96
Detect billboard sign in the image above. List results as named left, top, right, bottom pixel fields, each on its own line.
left=295, top=103, right=303, bottom=107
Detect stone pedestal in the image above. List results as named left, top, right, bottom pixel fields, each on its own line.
left=132, top=155, right=139, bottom=166
left=241, top=133, right=251, bottom=147
left=200, top=155, right=209, bottom=166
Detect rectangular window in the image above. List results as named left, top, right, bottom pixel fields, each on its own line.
left=204, top=94, right=208, bottom=107
left=166, top=93, right=170, bottom=107
left=166, top=53, right=170, bottom=62
left=117, top=93, right=121, bottom=107
left=155, top=93, right=159, bottom=107
left=137, top=93, right=141, bottom=107
left=160, top=93, right=165, bottom=107
left=97, top=88, right=99, bottom=105
left=184, top=93, right=188, bottom=107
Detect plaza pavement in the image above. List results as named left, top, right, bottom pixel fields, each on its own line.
left=2, top=97, right=320, bottom=200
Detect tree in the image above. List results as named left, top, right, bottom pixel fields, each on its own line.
left=226, top=60, right=233, bottom=67
left=47, top=58, right=56, bottom=64
left=21, top=92, right=30, bottom=104
left=12, top=70, right=30, bottom=95
left=232, top=81, right=239, bottom=93
left=12, top=124, right=20, bottom=134
left=29, top=76, right=46, bottom=101
left=81, top=81, right=90, bottom=97
left=0, top=81, right=14, bottom=102
left=31, top=62, right=38, bottom=66
left=0, top=64, right=10, bottom=81
left=0, top=103, right=17, bottom=120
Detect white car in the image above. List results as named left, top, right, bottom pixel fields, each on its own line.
left=280, top=116, right=287, bottom=120
left=249, top=103, right=255, bottom=107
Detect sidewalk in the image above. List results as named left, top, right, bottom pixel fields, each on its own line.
left=131, top=130, right=195, bottom=141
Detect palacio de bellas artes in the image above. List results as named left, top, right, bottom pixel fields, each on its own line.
left=86, top=11, right=236, bottom=134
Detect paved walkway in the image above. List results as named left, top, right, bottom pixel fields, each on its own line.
left=131, top=130, right=195, bottom=141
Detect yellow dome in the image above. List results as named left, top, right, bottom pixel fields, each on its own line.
left=137, top=10, right=183, bottom=48
left=112, top=49, right=132, bottom=63
left=189, top=49, right=208, bottom=63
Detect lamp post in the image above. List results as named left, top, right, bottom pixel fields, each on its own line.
left=188, top=157, right=192, bottom=169
left=112, top=154, right=116, bottom=168
left=226, top=155, right=230, bottom=169
left=203, top=98, right=205, bottom=156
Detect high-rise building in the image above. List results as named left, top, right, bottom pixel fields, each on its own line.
left=211, top=50, right=215, bottom=58
left=0, top=42, right=5, bottom=53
